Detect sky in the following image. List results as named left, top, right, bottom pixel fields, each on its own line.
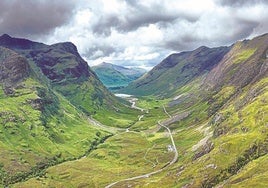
left=0, top=0, right=268, bottom=70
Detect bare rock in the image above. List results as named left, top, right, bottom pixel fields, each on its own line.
left=193, top=140, right=214, bottom=160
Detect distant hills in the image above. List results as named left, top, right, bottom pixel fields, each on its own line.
left=92, top=62, right=146, bottom=91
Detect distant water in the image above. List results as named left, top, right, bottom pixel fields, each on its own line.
left=114, top=93, right=132, bottom=98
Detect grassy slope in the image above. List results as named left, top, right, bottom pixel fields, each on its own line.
left=0, top=77, right=111, bottom=187
left=0, top=36, right=143, bottom=186
left=56, top=76, right=141, bottom=129
left=13, top=131, right=174, bottom=188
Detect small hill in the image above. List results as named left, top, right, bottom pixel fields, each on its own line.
left=92, top=62, right=146, bottom=90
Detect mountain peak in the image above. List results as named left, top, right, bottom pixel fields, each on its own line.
left=196, top=45, right=209, bottom=50
left=0, top=34, right=46, bottom=50
left=51, top=42, right=79, bottom=56
left=100, top=62, right=113, bottom=66
left=0, top=34, right=12, bottom=40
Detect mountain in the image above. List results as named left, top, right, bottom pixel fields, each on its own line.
left=0, top=45, right=107, bottom=186
left=116, top=33, right=268, bottom=187
left=120, top=46, right=230, bottom=96
left=92, top=62, right=146, bottom=90
left=204, top=34, right=268, bottom=89
left=0, top=34, right=139, bottom=126
left=0, top=34, right=140, bottom=186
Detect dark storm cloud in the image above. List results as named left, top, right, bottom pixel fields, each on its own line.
left=83, top=45, right=116, bottom=59
left=30, top=0, right=268, bottom=68
left=118, top=12, right=188, bottom=32
left=92, top=1, right=198, bottom=36
left=92, top=15, right=121, bottom=36
left=0, top=0, right=75, bottom=38
left=217, top=0, right=268, bottom=7
left=221, top=19, right=259, bottom=43
left=163, top=40, right=192, bottom=52
left=163, top=18, right=259, bottom=52
left=92, top=13, right=181, bottom=36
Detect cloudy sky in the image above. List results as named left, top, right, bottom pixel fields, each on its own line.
left=0, top=0, right=268, bottom=69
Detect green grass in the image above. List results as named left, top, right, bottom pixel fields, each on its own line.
left=54, top=76, right=141, bottom=128
left=221, top=155, right=268, bottom=188
left=233, top=48, right=256, bottom=64
left=8, top=77, right=268, bottom=187
left=0, top=78, right=110, bottom=186
left=13, top=132, right=172, bottom=187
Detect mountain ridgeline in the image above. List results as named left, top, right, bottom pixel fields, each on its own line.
left=120, top=46, right=230, bottom=96
left=92, top=62, right=146, bottom=91
left=121, top=34, right=268, bottom=97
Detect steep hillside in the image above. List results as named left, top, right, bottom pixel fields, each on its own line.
left=205, top=33, right=268, bottom=89
left=0, top=34, right=139, bottom=127
left=0, top=47, right=30, bottom=92
left=121, top=46, right=230, bottom=96
left=0, top=46, right=111, bottom=186
left=92, top=62, right=146, bottom=90
left=130, top=34, right=268, bottom=187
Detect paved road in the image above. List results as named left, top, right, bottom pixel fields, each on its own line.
left=105, top=106, right=178, bottom=188
left=161, top=105, right=178, bottom=164
left=157, top=120, right=178, bottom=165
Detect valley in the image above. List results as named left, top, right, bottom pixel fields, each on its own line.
left=0, top=33, right=267, bottom=188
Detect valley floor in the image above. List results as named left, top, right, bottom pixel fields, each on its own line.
left=7, top=78, right=268, bottom=188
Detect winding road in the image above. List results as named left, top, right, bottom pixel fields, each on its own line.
left=105, top=104, right=178, bottom=188
left=129, top=97, right=144, bottom=112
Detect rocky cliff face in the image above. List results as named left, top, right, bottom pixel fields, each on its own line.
left=26, top=43, right=92, bottom=84
left=205, top=33, right=268, bottom=90
left=0, top=34, right=94, bottom=85
left=0, top=47, right=30, bottom=94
